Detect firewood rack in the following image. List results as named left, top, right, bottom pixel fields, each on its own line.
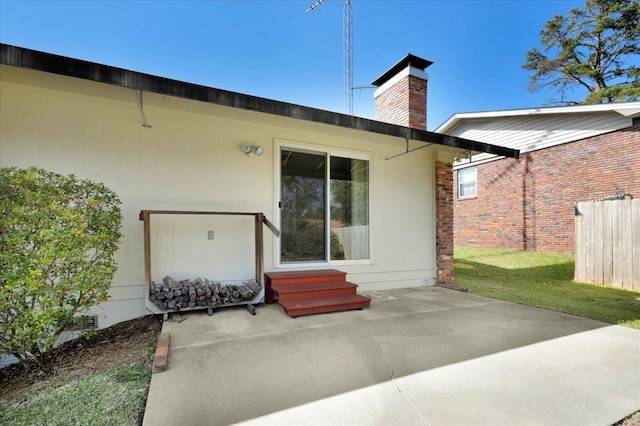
left=139, top=210, right=280, bottom=319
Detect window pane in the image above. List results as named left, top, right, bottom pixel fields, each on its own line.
left=458, top=166, right=477, bottom=197
left=280, top=150, right=327, bottom=263
left=330, top=157, right=369, bottom=260
left=459, top=182, right=476, bottom=197
left=458, top=166, right=476, bottom=183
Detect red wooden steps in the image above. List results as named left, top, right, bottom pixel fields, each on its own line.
left=273, top=282, right=358, bottom=301
left=264, top=269, right=371, bottom=318
left=278, top=295, right=372, bottom=318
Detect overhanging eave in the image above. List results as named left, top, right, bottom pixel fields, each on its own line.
left=0, top=44, right=519, bottom=160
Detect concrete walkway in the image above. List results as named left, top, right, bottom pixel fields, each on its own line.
left=143, top=287, right=640, bottom=426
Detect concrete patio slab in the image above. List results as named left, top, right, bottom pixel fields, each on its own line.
left=143, top=287, right=640, bottom=426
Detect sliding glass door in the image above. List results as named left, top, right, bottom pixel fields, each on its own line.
left=279, top=146, right=370, bottom=265
left=280, top=149, right=327, bottom=263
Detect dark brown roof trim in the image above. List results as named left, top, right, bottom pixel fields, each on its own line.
left=0, top=44, right=519, bottom=159
left=371, top=53, right=433, bottom=87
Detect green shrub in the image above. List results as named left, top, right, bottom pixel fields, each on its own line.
left=0, top=167, right=123, bottom=367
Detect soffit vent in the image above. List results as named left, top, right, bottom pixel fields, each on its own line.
left=64, top=315, right=98, bottom=331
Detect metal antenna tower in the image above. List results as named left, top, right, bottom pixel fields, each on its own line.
left=306, top=0, right=354, bottom=115
left=343, top=0, right=353, bottom=115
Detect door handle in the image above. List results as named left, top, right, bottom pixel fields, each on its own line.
left=278, top=201, right=283, bottom=209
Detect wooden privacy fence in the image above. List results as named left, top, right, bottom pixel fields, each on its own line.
left=575, top=198, right=639, bottom=291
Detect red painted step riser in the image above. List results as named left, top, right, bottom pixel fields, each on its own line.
left=265, top=269, right=345, bottom=279
left=285, top=302, right=371, bottom=317
left=281, top=299, right=371, bottom=310
left=271, top=282, right=358, bottom=292
left=285, top=302, right=371, bottom=314
left=268, top=275, right=347, bottom=286
left=275, top=288, right=356, bottom=301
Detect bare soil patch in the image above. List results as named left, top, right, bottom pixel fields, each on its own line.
left=0, top=315, right=162, bottom=403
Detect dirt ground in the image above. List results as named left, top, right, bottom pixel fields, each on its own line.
left=0, top=315, right=162, bottom=403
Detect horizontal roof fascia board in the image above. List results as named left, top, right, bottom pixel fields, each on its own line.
left=0, top=43, right=519, bottom=159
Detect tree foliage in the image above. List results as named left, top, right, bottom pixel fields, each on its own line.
left=0, top=167, right=123, bottom=367
left=330, top=179, right=368, bottom=227
left=523, top=0, right=640, bottom=104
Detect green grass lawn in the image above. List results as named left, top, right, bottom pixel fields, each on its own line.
left=455, top=247, right=640, bottom=329
left=0, top=316, right=160, bottom=426
left=0, top=364, right=151, bottom=426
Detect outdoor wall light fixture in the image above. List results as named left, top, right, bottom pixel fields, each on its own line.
left=242, top=144, right=263, bottom=157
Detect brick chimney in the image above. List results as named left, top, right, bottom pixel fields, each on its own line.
left=373, top=54, right=455, bottom=289
left=372, top=54, right=433, bottom=130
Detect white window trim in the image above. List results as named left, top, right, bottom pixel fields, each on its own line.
left=274, top=140, right=373, bottom=269
left=458, top=166, right=477, bottom=199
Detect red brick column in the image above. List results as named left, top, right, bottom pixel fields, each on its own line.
left=436, top=161, right=454, bottom=288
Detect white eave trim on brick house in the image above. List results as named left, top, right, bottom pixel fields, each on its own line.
left=435, top=102, right=640, bottom=170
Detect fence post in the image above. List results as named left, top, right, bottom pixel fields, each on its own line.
left=621, top=199, right=633, bottom=290
left=612, top=200, right=623, bottom=288
left=632, top=199, right=640, bottom=288
left=575, top=202, right=586, bottom=283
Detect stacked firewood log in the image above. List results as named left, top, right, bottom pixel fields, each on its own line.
left=149, top=276, right=261, bottom=311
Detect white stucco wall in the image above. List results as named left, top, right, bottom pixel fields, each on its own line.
left=1, top=69, right=440, bottom=328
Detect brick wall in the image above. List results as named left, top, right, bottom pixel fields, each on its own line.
left=375, top=75, right=427, bottom=130
left=454, top=125, right=640, bottom=253
left=436, top=161, right=455, bottom=287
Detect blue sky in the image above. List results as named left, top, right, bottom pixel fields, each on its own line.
left=1, top=0, right=586, bottom=130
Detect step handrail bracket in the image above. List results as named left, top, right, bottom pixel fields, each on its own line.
left=263, top=216, right=280, bottom=237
